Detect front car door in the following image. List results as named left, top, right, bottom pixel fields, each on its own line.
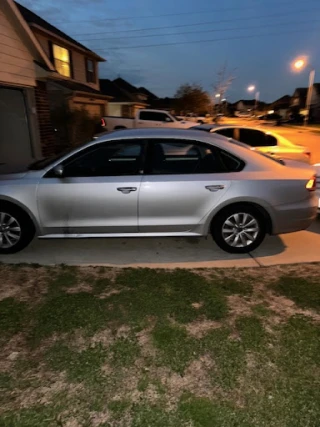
left=37, top=140, right=145, bottom=235
left=138, top=138, right=236, bottom=234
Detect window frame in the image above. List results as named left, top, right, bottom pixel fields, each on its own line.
left=144, top=138, right=244, bottom=175
left=85, top=58, right=96, bottom=83
left=50, top=42, right=73, bottom=78
left=44, top=140, right=147, bottom=178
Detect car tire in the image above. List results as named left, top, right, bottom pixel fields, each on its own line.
left=212, top=205, right=266, bottom=254
left=0, top=204, right=35, bottom=254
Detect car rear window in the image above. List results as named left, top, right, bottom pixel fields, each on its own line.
left=216, top=148, right=245, bottom=172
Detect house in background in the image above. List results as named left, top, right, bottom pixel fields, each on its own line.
left=100, top=78, right=149, bottom=117
left=16, top=2, right=110, bottom=118
left=0, top=0, right=109, bottom=167
left=269, top=95, right=291, bottom=118
left=234, top=99, right=256, bottom=113
left=291, top=85, right=320, bottom=121
left=0, top=0, right=55, bottom=168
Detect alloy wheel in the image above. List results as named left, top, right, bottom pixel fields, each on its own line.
left=0, top=212, right=21, bottom=249
left=222, top=212, right=259, bottom=248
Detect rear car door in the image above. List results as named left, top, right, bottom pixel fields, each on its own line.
left=37, top=140, right=145, bottom=235
left=138, top=139, right=235, bottom=233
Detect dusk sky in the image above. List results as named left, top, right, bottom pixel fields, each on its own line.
left=18, top=0, right=320, bottom=102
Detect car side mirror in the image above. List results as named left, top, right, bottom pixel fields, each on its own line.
left=53, top=164, right=64, bottom=177
left=165, top=117, right=172, bottom=122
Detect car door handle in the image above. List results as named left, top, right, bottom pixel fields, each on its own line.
left=205, top=185, right=225, bottom=192
left=117, top=187, right=137, bottom=194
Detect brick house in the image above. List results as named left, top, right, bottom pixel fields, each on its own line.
left=0, top=0, right=109, bottom=168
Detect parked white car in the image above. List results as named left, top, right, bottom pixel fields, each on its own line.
left=101, top=109, right=195, bottom=131
left=192, top=125, right=312, bottom=164
left=179, top=113, right=212, bottom=124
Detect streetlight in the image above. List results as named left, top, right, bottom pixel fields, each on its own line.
left=247, top=85, right=260, bottom=114
left=292, top=56, right=315, bottom=125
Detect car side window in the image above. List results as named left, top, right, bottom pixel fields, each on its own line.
left=139, top=111, right=171, bottom=122
left=50, top=142, right=144, bottom=177
left=239, top=129, right=267, bottom=147
left=214, top=128, right=234, bottom=139
left=147, top=139, right=226, bottom=174
left=139, top=111, right=154, bottom=121
left=265, top=134, right=278, bottom=146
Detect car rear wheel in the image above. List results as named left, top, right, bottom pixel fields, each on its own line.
left=0, top=205, right=35, bottom=254
left=212, top=205, right=266, bottom=254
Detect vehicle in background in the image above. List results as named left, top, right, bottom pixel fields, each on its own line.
left=0, top=128, right=317, bottom=255
left=286, top=113, right=305, bottom=124
left=235, top=111, right=252, bottom=118
left=258, top=113, right=283, bottom=126
left=192, top=124, right=312, bottom=164
left=101, top=109, right=195, bottom=131
left=180, top=113, right=212, bottom=124
left=314, top=163, right=320, bottom=213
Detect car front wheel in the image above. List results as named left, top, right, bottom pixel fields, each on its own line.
left=212, top=206, right=266, bottom=254
left=0, top=205, right=35, bottom=254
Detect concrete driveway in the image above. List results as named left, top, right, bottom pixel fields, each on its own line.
left=0, top=217, right=319, bottom=268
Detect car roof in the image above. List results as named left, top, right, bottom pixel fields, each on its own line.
left=94, top=127, right=230, bottom=143
left=85, top=128, right=280, bottom=172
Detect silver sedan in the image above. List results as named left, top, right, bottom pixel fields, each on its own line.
left=0, top=128, right=318, bottom=254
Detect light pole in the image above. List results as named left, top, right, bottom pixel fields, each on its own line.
left=292, top=57, right=315, bottom=125
left=247, top=85, right=259, bottom=115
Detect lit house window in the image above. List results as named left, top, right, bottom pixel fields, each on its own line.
left=86, top=59, right=96, bottom=83
left=52, top=44, right=71, bottom=77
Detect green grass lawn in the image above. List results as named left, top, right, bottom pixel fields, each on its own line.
left=0, top=264, right=319, bottom=426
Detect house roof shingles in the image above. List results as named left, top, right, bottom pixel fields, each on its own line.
left=15, top=2, right=104, bottom=60
left=99, top=79, right=131, bottom=102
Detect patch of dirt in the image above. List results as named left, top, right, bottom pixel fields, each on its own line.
left=185, top=319, right=222, bottom=337
left=264, top=290, right=320, bottom=322
left=227, top=295, right=253, bottom=320
left=0, top=333, right=28, bottom=372
left=164, top=355, right=217, bottom=406
left=0, top=266, right=49, bottom=303
left=66, top=283, right=93, bottom=294
left=89, top=411, right=111, bottom=426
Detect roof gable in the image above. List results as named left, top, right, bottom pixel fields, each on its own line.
left=15, top=1, right=105, bottom=61
left=3, top=0, right=54, bottom=71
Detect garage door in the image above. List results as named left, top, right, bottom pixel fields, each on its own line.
left=75, top=103, right=102, bottom=118
left=0, top=87, right=33, bottom=166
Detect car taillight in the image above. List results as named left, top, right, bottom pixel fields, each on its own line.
left=101, top=118, right=106, bottom=127
left=306, top=175, right=316, bottom=191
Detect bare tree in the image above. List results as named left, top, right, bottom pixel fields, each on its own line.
left=212, top=62, right=236, bottom=119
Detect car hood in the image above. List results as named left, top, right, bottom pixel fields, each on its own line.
left=0, top=163, right=29, bottom=180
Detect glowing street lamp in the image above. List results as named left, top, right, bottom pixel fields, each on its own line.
left=292, top=56, right=315, bottom=125
left=247, top=85, right=259, bottom=113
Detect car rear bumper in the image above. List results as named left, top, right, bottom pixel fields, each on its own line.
left=271, top=197, right=318, bottom=235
